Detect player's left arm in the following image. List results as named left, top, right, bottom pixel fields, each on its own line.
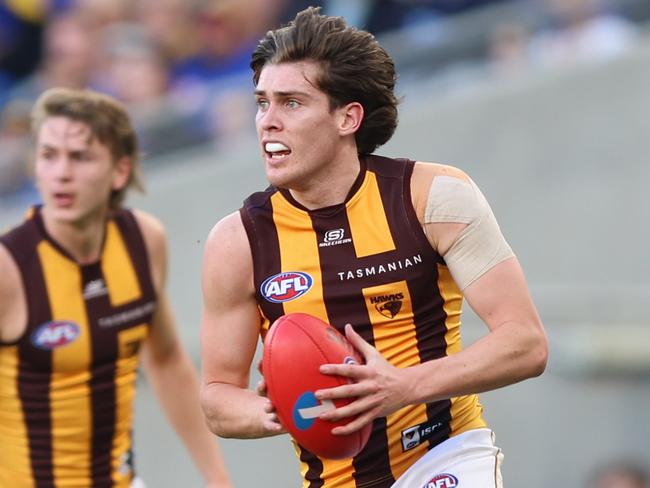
left=134, top=210, right=232, bottom=488
left=317, top=163, right=547, bottom=434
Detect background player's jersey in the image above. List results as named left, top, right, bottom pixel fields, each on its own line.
left=241, top=155, right=486, bottom=488
left=0, top=206, right=156, bottom=488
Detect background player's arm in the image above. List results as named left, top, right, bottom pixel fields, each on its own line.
left=0, top=244, right=26, bottom=343
left=318, top=163, right=548, bottom=433
left=134, top=211, right=232, bottom=487
left=200, top=211, right=284, bottom=439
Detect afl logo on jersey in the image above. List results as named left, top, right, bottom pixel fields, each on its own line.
left=32, top=321, right=81, bottom=350
left=261, top=272, right=313, bottom=303
left=423, top=474, right=458, bottom=488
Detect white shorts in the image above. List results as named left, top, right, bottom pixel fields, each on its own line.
left=390, top=428, right=503, bottom=488
left=131, top=478, right=146, bottom=488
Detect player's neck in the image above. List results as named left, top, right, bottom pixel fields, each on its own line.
left=289, top=152, right=361, bottom=210
left=41, top=207, right=109, bottom=265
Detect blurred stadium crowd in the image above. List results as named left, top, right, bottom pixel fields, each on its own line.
left=0, top=0, right=647, bottom=205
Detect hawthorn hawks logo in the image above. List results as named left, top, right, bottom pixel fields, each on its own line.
left=32, top=321, right=81, bottom=349
left=370, top=293, right=404, bottom=318
left=261, top=271, right=313, bottom=303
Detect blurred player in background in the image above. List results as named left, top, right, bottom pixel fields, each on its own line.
left=0, top=88, right=232, bottom=487
left=200, top=6, right=547, bottom=488
left=588, top=462, right=650, bottom=488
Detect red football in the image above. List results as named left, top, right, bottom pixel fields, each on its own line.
left=262, top=313, right=371, bottom=459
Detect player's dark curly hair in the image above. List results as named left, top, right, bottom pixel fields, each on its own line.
left=251, top=6, right=399, bottom=155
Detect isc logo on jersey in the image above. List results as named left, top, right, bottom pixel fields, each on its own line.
left=32, top=321, right=81, bottom=349
left=423, top=474, right=458, bottom=488
left=261, top=271, right=313, bottom=303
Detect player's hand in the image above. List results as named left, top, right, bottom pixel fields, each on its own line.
left=315, top=323, right=414, bottom=435
left=256, top=358, right=288, bottom=436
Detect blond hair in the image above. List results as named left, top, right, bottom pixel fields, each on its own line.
left=31, top=87, right=144, bottom=209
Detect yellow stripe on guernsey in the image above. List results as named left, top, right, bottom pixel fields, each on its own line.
left=38, top=241, right=92, bottom=486
left=346, top=171, right=395, bottom=258
left=437, top=264, right=486, bottom=435
left=363, top=281, right=430, bottom=480
left=102, top=221, right=145, bottom=487
left=270, top=193, right=352, bottom=484
left=113, top=325, right=148, bottom=486
left=270, top=193, right=327, bottom=320
left=102, top=221, right=142, bottom=307
left=0, top=347, right=34, bottom=488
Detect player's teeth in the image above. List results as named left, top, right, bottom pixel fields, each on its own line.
left=266, top=142, right=289, bottom=153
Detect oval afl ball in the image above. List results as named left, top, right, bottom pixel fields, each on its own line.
left=262, top=313, right=371, bottom=459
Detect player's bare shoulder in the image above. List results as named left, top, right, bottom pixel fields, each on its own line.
left=131, top=209, right=168, bottom=291
left=202, top=211, right=254, bottom=298
left=0, top=242, right=27, bottom=342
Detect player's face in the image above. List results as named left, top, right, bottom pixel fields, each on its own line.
left=35, top=116, right=130, bottom=225
left=254, top=61, right=349, bottom=190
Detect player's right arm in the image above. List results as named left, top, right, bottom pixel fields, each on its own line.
left=200, top=211, right=284, bottom=439
left=0, top=243, right=26, bottom=343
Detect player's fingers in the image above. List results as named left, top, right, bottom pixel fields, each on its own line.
left=344, top=323, right=376, bottom=358
left=319, top=362, right=367, bottom=379
left=262, top=398, right=276, bottom=413
left=315, top=382, right=365, bottom=401
left=256, top=378, right=268, bottom=396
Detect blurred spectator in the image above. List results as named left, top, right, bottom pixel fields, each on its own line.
left=0, top=99, right=36, bottom=201
left=9, top=10, right=99, bottom=102
left=0, top=2, right=45, bottom=94
left=587, top=461, right=650, bottom=488
left=529, top=0, right=638, bottom=68
left=94, top=22, right=202, bottom=154
left=488, top=21, right=531, bottom=77
left=169, top=0, right=284, bottom=142
left=134, top=0, right=199, bottom=66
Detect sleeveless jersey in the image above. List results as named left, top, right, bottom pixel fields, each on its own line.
left=0, top=206, right=156, bottom=488
left=241, top=155, right=487, bottom=488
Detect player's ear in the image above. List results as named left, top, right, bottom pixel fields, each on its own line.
left=338, top=102, right=364, bottom=136
left=112, top=156, right=132, bottom=191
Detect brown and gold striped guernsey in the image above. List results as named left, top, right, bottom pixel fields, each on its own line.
left=0, top=206, right=156, bottom=488
left=241, top=155, right=486, bottom=488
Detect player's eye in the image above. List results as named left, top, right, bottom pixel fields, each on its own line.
left=286, top=99, right=300, bottom=109
left=256, top=99, right=269, bottom=110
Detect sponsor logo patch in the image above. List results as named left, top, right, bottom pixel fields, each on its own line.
left=83, top=279, right=108, bottom=300
left=261, top=272, right=313, bottom=303
left=32, top=321, right=81, bottom=349
left=319, top=229, right=352, bottom=248
left=401, top=419, right=444, bottom=451
left=423, top=474, right=458, bottom=488
left=292, top=391, right=334, bottom=430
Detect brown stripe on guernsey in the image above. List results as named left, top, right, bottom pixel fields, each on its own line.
left=312, top=191, right=394, bottom=486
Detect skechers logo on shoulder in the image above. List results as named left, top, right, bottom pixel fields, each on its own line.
left=261, top=272, right=313, bottom=303
left=32, top=321, right=80, bottom=349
